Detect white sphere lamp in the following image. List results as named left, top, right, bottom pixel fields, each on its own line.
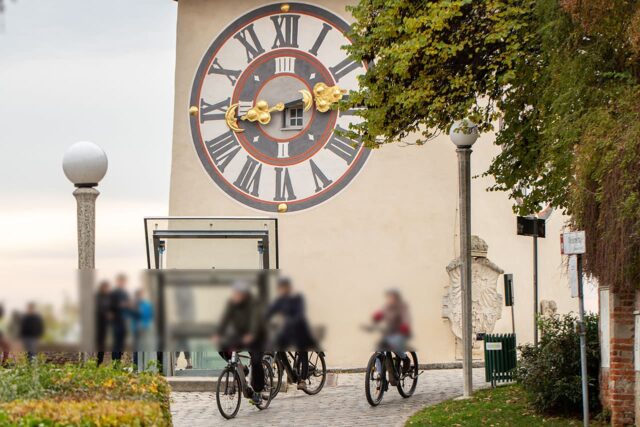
left=62, top=141, right=108, bottom=187
left=449, top=119, right=479, bottom=148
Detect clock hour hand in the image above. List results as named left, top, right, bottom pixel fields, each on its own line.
left=240, top=100, right=284, bottom=125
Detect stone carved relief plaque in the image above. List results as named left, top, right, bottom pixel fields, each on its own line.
left=442, top=236, right=504, bottom=359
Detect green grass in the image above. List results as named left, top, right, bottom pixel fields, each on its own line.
left=406, top=384, right=607, bottom=426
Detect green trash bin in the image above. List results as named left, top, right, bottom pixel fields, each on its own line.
left=484, top=333, right=517, bottom=387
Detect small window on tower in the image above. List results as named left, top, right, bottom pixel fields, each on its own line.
left=289, top=108, right=303, bottom=128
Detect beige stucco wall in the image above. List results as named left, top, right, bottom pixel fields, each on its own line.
left=168, top=0, right=578, bottom=367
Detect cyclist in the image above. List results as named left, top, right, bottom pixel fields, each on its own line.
left=213, top=280, right=266, bottom=405
left=266, top=277, right=315, bottom=390
left=371, top=289, right=412, bottom=384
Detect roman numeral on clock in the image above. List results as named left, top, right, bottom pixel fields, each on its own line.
left=238, top=101, right=253, bottom=117
left=329, top=57, right=362, bottom=82
left=274, top=57, right=296, bottom=74
left=309, top=159, right=333, bottom=193
left=206, top=130, right=241, bottom=173
left=274, top=167, right=297, bottom=201
left=277, top=142, right=289, bottom=158
left=271, top=14, right=300, bottom=49
left=208, top=58, right=241, bottom=86
left=325, top=126, right=359, bottom=165
left=308, top=23, right=332, bottom=56
left=234, top=24, right=265, bottom=63
left=234, top=156, right=262, bottom=196
left=200, top=97, right=230, bottom=122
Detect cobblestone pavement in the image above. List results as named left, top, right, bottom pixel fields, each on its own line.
left=171, top=368, right=488, bottom=426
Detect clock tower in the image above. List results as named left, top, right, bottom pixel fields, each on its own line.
left=188, top=3, right=369, bottom=212
left=168, top=0, right=576, bottom=367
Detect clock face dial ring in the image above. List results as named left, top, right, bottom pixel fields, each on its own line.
left=231, top=49, right=337, bottom=167
left=189, top=3, right=370, bottom=212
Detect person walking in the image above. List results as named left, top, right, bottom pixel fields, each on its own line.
left=0, top=304, right=10, bottom=366
left=131, top=288, right=154, bottom=369
left=110, top=274, right=130, bottom=362
left=95, top=280, right=111, bottom=366
left=20, top=302, right=44, bottom=362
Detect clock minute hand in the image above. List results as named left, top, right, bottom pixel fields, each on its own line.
left=313, top=83, right=347, bottom=113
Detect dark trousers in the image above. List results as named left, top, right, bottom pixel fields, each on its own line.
left=297, top=351, right=309, bottom=381
left=96, top=318, right=108, bottom=365
left=111, top=321, right=126, bottom=361
left=250, top=351, right=265, bottom=393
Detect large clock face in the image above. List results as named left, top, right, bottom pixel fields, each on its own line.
left=190, top=2, right=370, bottom=213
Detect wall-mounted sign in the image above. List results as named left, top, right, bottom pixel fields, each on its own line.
left=561, top=231, right=586, bottom=255
left=568, top=255, right=579, bottom=298
left=517, top=216, right=546, bottom=238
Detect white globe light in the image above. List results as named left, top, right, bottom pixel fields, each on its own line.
left=62, top=141, right=108, bottom=187
left=449, top=119, right=479, bottom=147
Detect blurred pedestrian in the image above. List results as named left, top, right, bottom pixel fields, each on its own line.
left=213, top=280, right=266, bottom=405
left=7, top=310, right=21, bottom=342
left=20, top=302, right=44, bottom=362
left=371, top=289, right=412, bottom=374
left=266, top=277, right=315, bottom=390
left=0, top=304, right=10, bottom=366
left=131, top=288, right=154, bottom=368
left=95, top=280, right=111, bottom=366
left=175, top=351, right=193, bottom=370
left=110, top=274, right=130, bottom=362
left=174, top=281, right=195, bottom=370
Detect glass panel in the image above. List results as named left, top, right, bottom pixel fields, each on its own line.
left=143, top=217, right=278, bottom=270
left=142, top=217, right=278, bottom=374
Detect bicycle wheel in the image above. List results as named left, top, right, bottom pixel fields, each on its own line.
left=216, top=367, right=241, bottom=419
left=266, top=354, right=283, bottom=399
left=365, top=353, right=385, bottom=406
left=396, top=351, right=419, bottom=398
left=302, top=351, right=327, bottom=395
left=256, top=359, right=274, bottom=410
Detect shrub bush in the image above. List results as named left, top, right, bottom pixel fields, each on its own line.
left=0, top=359, right=171, bottom=426
left=516, top=313, right=601, bottom=416
left=0, top=400, right=166, bottom=426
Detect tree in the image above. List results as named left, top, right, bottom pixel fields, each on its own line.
left=343, top=0, right=537, bottom=146
left=345, top=0, right=640, bottom=291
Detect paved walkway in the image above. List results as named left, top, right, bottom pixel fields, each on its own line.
left=171, top=368, right=489, bottom=426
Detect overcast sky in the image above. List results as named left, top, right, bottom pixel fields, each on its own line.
left=0, top=0, right=177, bottom=310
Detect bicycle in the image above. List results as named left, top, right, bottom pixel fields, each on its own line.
left=361, top=326, right=420, bottom=406
left=266, top=351, right=327, bottom=399
left=216, top=351, right=274, bottom=419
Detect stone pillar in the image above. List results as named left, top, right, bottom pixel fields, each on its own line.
left=608, top=289, right=636, bottom=426
left=73, top=187, right=99, bottom=355
left=73, top=187, right=99, bottom=269
left=456, top=146, right=473, bottom=397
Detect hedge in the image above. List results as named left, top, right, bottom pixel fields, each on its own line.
left=0, top=358, right=171, bottom=426
left=0, top=400, right=167, bottom=427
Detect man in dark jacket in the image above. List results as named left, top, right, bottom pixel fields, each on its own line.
left=95, top=280, right=111, bottom=365
left=0, top=304, right=10, bottom=366
left=213, top=281, right=265, bottom=405
left=267, top=277, right=315, bottom=390
left=20, top=302, right=44, bottom=362
left=110, top=274, right=130, bottom=362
